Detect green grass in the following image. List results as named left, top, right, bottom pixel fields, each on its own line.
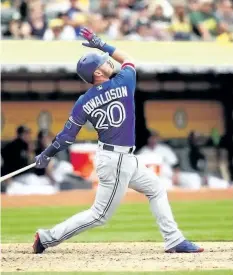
left=2, top=200, right=232, bottom=243
left=1, top=271, right=233, bottom=275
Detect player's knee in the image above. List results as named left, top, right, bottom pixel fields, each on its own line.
left=98, top=215, right=108, bottom=226
left=90, top=206, right=108, bottom=226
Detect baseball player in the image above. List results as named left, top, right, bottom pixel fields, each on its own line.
left=33, top=27, right=204, bottom=254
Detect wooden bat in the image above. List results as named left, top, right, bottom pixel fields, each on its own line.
left=0, top=163, right=36, bottom=182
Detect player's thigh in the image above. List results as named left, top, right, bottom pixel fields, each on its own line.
left=93, top=151, right=136, bottom=220
left=129, top=158, right=164, bottom=198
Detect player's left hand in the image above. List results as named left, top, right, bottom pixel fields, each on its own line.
left=80, top=27, right=106, bottom=50
left=35, top=152, right=51, bottom=169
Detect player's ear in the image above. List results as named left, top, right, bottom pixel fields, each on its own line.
left=94, top=70, right=102, bottom=77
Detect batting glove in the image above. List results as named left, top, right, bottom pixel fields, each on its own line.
left=35, top=152, right=51, bottom=169
left=80, top=27, right=106, bottom=50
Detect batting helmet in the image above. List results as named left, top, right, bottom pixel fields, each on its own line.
left=76, top=52, right=109, bottom=83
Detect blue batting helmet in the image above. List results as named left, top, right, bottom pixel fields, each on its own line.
left=76, top=52, right=109, bottom=83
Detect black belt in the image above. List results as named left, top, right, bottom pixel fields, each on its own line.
left=103, top=144, right=134, bottom=153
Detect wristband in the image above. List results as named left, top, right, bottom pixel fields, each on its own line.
left=102, top=44, right=116, bottom=56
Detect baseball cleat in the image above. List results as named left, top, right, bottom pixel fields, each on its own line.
left=165, top=240, right=204, bottom=253
left=32, top=233, right=45, bottom=254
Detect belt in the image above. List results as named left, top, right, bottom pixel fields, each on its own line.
left=98, top=141, right=135, bottom=154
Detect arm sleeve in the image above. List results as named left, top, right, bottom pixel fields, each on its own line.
left=43, top=118, right=82, bottom=157
left=42, top=97, right=87, bottom=157
left=70, top=96, right=87, bottom=126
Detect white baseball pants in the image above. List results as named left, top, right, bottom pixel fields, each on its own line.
left=38, top=149, right=184, bottom=250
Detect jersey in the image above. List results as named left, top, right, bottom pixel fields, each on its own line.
left=70, top=63, right=136, bottom=147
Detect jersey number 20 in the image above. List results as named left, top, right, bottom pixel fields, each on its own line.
left=91, top=102, right=126, bottom=129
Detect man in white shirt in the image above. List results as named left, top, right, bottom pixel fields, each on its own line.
left=138, top=130, right=229, bottom=190
left=137, top=130, right=202, bottom=190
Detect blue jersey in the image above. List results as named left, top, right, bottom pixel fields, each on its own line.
left=71, top=63, right=136, bottom=147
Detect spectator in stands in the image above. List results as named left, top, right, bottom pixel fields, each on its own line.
left=134, top=1, right=149, bottom=19
left=19, top=0, right=47, bottom=39
left=128, top=0, right=145, bottom=11
left=65, top=0, right=87, bottom=37
left=1, top=125, right=35, bottom=193
left=43, top=18, right=76, bottom=40
left=150, top=4, right=171, bottom=40
left=189, top=0, right=224, bottom=40
left=31, top=1, right=47, bottom=37
left=1, top=0, right=231, bottom=41
left=115, top=0, right=136, bottom=22
left=3, top=11, right=22, bottom=38
left=126, top=18, right=154, bottom=41
left=86, top=13, right=108, bottom=35
left=91, top=0, right=115, bottom=18
left=2, top=10, right=31, bottom=39
left=67, top=0, right=84, bottom=15
left=150, top=4, right=171, bottom=25
left=119, top=18, right=134, bottom=37
left=188, top=0, right=200, bottom=12
left=215, top=0, right=233, bottom=42
left=4, top=129, right=60, bottom=195
left=148, top=0, right=174, bottom=18
left=4, top=128, right=74, bottom=195
left=170, top=0, right=192, bottom=40
left=216, top=0, right=233, bottom=26
left=1, top=125, right=32, bottom=178
left=104, top=14, right=122, bottom=39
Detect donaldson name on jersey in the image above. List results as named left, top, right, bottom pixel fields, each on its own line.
left=83, top=86, right=128, bottom=115
left=71, top=63, right=136, bottom=146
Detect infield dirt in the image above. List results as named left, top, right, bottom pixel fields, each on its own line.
left=2, top=242, right=233, bottom=272
left=2, top=188, right=232, bottom=208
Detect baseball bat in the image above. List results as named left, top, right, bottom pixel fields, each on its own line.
left=0, top=163, right=36, bottom=182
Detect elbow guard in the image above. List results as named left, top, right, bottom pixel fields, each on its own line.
left=54, top=133, right=76, bottom=148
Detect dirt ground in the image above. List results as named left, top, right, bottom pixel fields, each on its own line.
left=2, top=188, right=233, bottom=208
left=2, top=189, right=232, bottom=272
left=2, top=242, right=233, bottom=272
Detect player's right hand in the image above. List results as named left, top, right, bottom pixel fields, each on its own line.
left=35, top=152, right=51, bottom=169
left=80, top=27, right=106, bottom=50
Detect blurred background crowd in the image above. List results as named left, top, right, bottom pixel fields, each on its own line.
left=1, top=0, right=233, bottom=42
left=1, top=125, right=81, bottom=195
left=1, top=123, right=231, bottom=195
